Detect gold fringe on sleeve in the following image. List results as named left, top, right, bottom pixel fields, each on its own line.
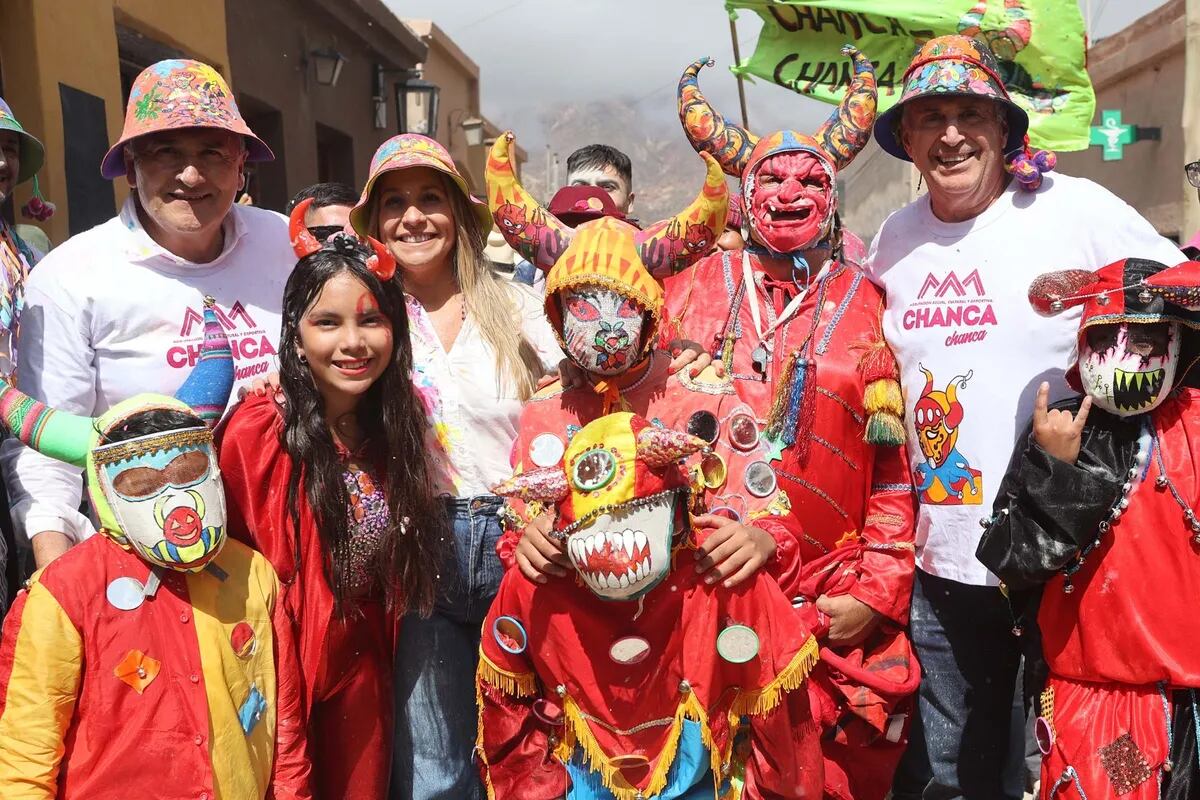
left=477, top=650, right=539, bottom=698
left=730, top=634, right=820, bottom=718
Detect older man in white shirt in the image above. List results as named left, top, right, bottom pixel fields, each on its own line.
left=2, top=59, right=292, bottom=569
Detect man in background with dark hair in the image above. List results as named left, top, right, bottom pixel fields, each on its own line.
left=286, top=182, right=357, bottom=241
left=565, top=143, right=635, bottom=215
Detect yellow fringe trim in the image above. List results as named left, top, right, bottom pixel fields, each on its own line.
left=863, top=378, right=903, bottom=416
left=477, top=650, right=539, bottom=698
left=476, top=676, right=500, bottom=800
left=729, top=635, right=820, bottom=718
left=550, top=636, right=819, bottom=800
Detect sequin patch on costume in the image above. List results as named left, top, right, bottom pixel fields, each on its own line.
left=239, top=684, right=267, bottom=734
left=114, top=649, right=161, bottom=694
left=230, top=621, right=257, bottom=659
left=1097, top=733, right=1153, bottom=795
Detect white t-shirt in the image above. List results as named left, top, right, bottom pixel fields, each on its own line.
left=407, top=282, right=562, bottom=498
left=1, top=196, right=292, bottom=544
left=865, top=173, right=1183, bottom=586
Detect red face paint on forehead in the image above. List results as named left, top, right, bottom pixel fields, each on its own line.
left=748, top=150, right=834, bottom=254
left=355, top=291, right=380, bottom=315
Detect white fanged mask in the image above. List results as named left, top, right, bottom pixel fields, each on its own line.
left=1078, top=322, right=1180, bottom=417
left=559, top=286, right=646, bottom=376
left=564, top=492, right=677, bottom=601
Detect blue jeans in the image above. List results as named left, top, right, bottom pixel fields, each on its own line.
left=391, top=496, right=505, bottom=800
left=892, top=568, right=1024, bottom=800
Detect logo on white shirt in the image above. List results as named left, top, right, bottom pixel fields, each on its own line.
left=167, top=300, right=277, bottom=379
left=903, top=269, right=997, bottom=347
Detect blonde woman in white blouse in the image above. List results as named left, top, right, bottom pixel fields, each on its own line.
left=349, top=134, right=560, bottom=800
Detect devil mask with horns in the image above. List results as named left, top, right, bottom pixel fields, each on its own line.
left=0, top=299, right=235, bottom=572
left=679, top=46, right=877, bottom=257
left=493, top=412, right=706, bottom=601
left=1030, top=258, right=1200, bottom=417
left=487, top=132, right=728, bottom=378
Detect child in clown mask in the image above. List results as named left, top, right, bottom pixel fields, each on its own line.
left=979, top=257, right=1200, bottom=800
left=0, top=302, right=312, bottom=799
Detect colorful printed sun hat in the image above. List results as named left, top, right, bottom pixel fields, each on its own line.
left=349, top=134, right=492, bottom=236
left=873, top=35, right=1029, bottom=161
left=100, top=59, right=274, bottom=179
left=0, top=97, right=45, bottom=184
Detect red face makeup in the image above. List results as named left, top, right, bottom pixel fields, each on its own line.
left=747, top=151, right=833, bottom=254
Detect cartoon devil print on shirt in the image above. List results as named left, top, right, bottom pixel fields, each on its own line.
left=912, top=365, right=984, bottom=505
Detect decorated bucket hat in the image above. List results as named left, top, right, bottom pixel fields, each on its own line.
left=0, top=98, right=45, bottom=184
left=100, top=59, right=274, bottom=180
left=873, top=35, right=1029, bottom=161
left=349, top=133, right=492, bottom=236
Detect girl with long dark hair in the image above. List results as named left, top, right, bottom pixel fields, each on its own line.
left=217, top=212, right=446, bottom=800
left=348, top=134, right=560, bottom=799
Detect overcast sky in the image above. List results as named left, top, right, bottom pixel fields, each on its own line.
left=385, top=0, right=1170, bottom=141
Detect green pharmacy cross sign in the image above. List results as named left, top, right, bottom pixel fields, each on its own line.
left=1088, top=110, right=1159, bottom=162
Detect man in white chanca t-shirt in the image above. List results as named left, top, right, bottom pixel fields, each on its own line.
left=865, top=36, right=1182, bottom=800
left=0, top=59, right=291, bottom=572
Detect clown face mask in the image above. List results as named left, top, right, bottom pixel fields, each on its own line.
left=1079, top=322, right=1180, bottom=416
left=92, top=427, right=227, bottom=571
left=563, top=489, right=681, bottom=601
left=559, top=285, right=647, bottom=375
left=746, top=151, right=834, bottom=254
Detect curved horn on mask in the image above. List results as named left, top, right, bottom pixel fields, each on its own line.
left=635, top=152, right=729, bottom=275
left=0, top=381, right=94, bottom=467
left=174, top=297, right=235, bottom=428
left=811, top=45, right=879, bottom=171
left=944, top=371, right=973, bottom=429
left=678, top=58, right=759, bottom=178
left=364, top=235, right=397, bottom=281
left=636, top=425, right=706, bottom=469
left=919, top=364, right=935, bottom=397
left=486, top=132, right=572, bottom=272
left=289, top=198, right=323, bottom=260
left=491, top=466, right=570, bottom=505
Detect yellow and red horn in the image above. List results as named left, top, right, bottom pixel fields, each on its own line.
left=811, top=46, right=878, bottom=172
left=678, top=58, right=759, bottom=178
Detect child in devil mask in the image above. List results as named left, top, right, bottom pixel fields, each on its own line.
left=979, top=257, right=1200, bottom=800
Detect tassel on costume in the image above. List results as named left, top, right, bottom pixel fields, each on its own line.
left=764, top=350, right=817, bottom=464
left=864, top=378, right=906, bottom=446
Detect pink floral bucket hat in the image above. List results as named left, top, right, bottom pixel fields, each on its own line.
left=100, top=59, right=273, bottom=179
left=873, top=35, right=1029, bottom=161
left=349, top=134, right=492, bottom=237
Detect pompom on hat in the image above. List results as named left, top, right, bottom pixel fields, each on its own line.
left=101, top=59, right=273, bottom=180
left=350, top=133, right=492, bottom=236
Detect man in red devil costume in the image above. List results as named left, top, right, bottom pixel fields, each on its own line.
left=482, top=132, right=822, bottom=797
left=665, top=47, right=918, bottom=800
left=979, top=258, right=1200, bottom=799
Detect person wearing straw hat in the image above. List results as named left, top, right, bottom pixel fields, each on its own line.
left=863, top=35, right=1183, bottom=798
left=0, top=302, right=312, bottom=800
left=0, top=59, right=292, bottom=572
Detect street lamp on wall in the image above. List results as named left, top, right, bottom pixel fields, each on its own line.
left=396, top=73, right=440, bottom=137
left=309, top=47, right=347, bottom=87
left=461, top=117, right=485, bottom=147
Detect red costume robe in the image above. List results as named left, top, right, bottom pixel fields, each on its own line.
left=217, top=393, right=395, bottom=800
left=982, top=389, right=1200, bottom=799
left=662, top=251, right=918, bottom=800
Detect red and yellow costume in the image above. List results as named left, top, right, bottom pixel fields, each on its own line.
left=480, top=412, right=821, bottom=799
left=980, top=259, right=1200, bottom=798
left=0, top=303, right=310, bottom=799
left=667, top=49, right=918, bottom=800
left=218, top=393, right=394, bottom=800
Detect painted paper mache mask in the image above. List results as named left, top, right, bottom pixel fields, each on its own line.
left=560, top=285, right=647, bottom=376
left=679, top=46, right=876, bottom=255
left=0, top=298, right=235, bottom=571
left=1030, top=258, right=1200, bottom=418
left=1078, top=322, right=1179, bottom=416
left=493, top=412, right=705, bottom=601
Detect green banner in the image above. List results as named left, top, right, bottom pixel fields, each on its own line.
left=726, top=0, right=1095, bottom=151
